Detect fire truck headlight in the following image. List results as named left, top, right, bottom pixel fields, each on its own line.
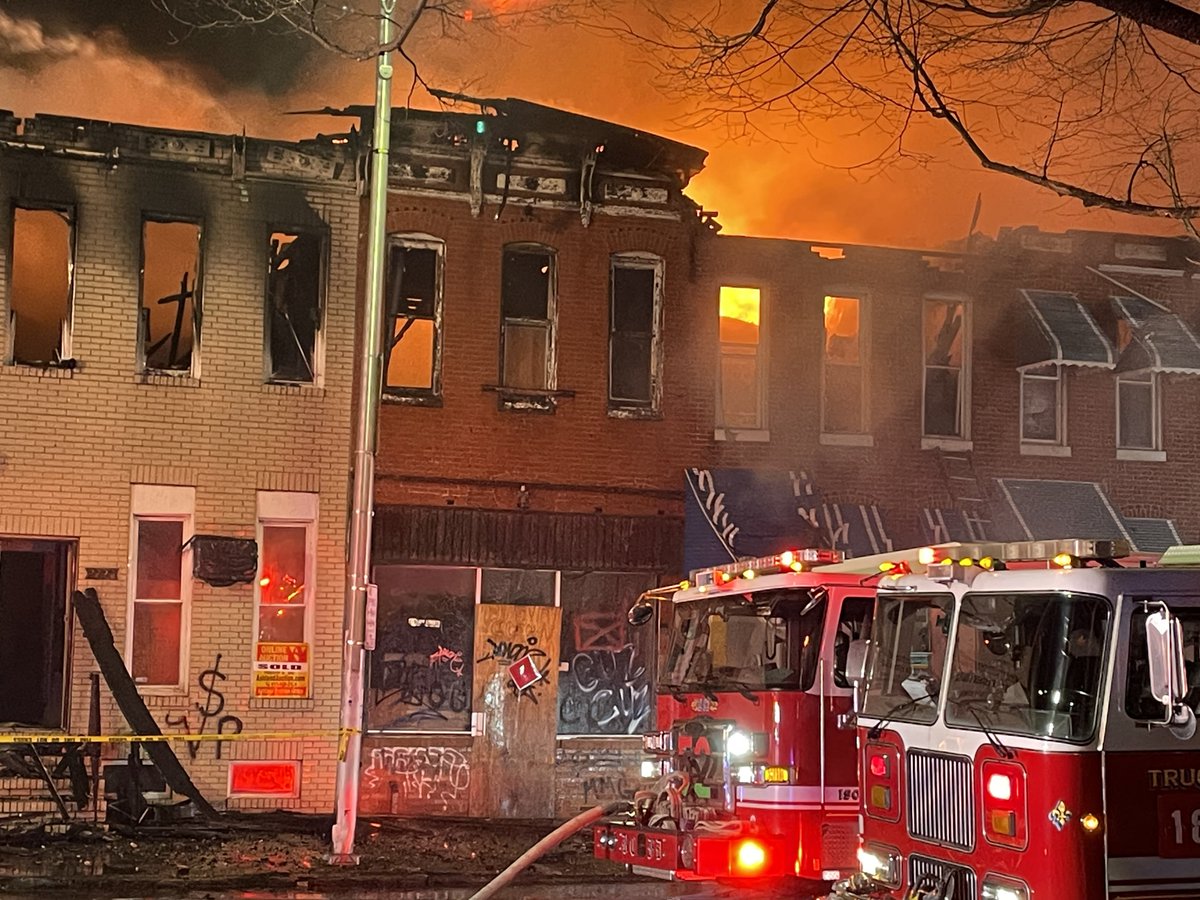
left=727, top=730, right=753, bottom=758
left=857, top=844, right=899, bottom=886
left=982, top=877, right=1030, bottom=900
left=640, top=760, right=659, bottom=779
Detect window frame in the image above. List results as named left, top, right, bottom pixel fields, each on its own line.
left=716, top=284, right=766, bottom=435
left=1020, top=364, right=1067, bottom=445
left=821, top=293, right=869, bottom=436
left=499, top=242, right=558, bottom=399
left=6, top=201, right=76, bottom=368
left=127, top=485, right=195, bottom=693
left=383, top=232, right=445, bottom=403
left=1115, top=369, right=1161, bottom=452
left=608, top=251, right=664, bottom=415
left=138, top=213, right=204, bottom=379
left=921, top=295, right=971, bottom=440
left=264, top=224, right=328, bottom=386
left=254, top=491, right=318, bottom=698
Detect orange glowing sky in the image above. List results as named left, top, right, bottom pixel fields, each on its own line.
left=0, top=5, right=1181, bottom=249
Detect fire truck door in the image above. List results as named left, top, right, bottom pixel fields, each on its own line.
left=470, top=603, right=561, bottom=818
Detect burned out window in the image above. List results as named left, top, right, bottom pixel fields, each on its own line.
left=717, top=285, right=763, bottom=430
left=140, top=218, right=201, bottom=375
left=609, top=254, right=662, bottom=411
left=8, top=205, right=73, bottom=367
left=266, top=230, right=323, bottom=384
left=923, top=298, right=968, bottom=439
left=822, top=295, right=867, bottom=434
left=383, top=236, right=442, bottom=397
left=501, top=245, right=556, bottom=391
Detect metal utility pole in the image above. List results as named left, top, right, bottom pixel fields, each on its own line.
left=331, top=0, right=394, bottom=863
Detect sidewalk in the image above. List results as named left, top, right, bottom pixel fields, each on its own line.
left=0, top=811, right=642, bottom=894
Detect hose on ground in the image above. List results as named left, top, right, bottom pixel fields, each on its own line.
left=466, top=800, right=629, bottom=900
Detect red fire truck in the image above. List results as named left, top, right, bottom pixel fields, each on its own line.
left=593, top=546, right=946, bottom=887
left=832, top=538, right=1200, bottom=900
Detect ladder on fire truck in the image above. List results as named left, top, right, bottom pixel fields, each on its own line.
left=935, top=449, right=992, bottom=541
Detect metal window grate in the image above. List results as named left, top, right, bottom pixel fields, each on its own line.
left=909, top=854, right=978, bottom=899
left=906, top=749, right=974, bottom=850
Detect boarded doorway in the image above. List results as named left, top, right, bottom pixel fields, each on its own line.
left=0, top=539, right=73, bottom=727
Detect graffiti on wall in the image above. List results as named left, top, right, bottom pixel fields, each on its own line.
left=556, top=747, right=646, bottom=814
left=361, top=745, right=471, bottom=814
left=477, top=634, right=551, bottom=703
left=164, top=653, right=244, bottom=759
left=559, top=643, right=651, bottom=735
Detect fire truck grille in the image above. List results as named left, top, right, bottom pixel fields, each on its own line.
left=909, top=855, right=977, bottom=899
left=906, top=749, right=974, bottom=850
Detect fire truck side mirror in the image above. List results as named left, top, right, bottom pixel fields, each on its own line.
left=628, top=597, right=655, bottom=627
left=1145, top=608, right=1194, bottom=737
left=846, top=639, right=869, bottom=685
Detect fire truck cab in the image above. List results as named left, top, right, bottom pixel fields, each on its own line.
left=593, top=546, right=952, bottom=887
left=834, top=538, right=1200, bottom=900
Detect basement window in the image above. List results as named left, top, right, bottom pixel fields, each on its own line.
left=266, top=230, right=324, bottom=384
left=383, top=235, right=443, bottom=400
left=8, top=204, right=73, bottom=367
left=140, top=218, right=201, bottom=375
left=500, top=245, right=557, bottom=399
left=609, top=253, right=663, bottom=413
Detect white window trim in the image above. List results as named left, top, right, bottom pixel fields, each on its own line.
left=608, top=251, right=664, bottom=413
left=265, top=225, right=328, bottom=388
left=254, top=491, right=318, bottom=697
left=716, top=284, right=766, bottom=432
left=1019, top=365, right=1067, bottom=447
left=1115, top=370, right=1162, bottom=454
left=921, top=295, right=971, bottom=441
left=139, top=215, right=203, bottom=380
left=128, top=485, right=195, bottom=694
left=820, top=292, right=869, bottom=436
left=8, top=202, right=76, bottom=368
left=384, top=232, right=445, bottom=399
left=500, top=242, right=558, bottom=395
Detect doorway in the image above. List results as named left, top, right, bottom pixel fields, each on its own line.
left=0, top=539, right=73, bottom=727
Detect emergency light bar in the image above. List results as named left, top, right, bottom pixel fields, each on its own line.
left=883, top=538, right=1131, bottom=578
left=690, top=548, right=844, bottom=589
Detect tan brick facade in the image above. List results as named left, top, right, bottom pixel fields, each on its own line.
left=0, top=115, right=359, bottom=812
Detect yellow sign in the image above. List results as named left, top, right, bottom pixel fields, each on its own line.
left=253, top=642, right=309, bottom=698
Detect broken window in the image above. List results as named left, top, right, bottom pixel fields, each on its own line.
left=501, top=245, right=556, bottom=391
left=1117, top=370, right=1158, bottom=450
left=1020, top=365, right=1064, bottom=443
left=266, top=230, right=323, bottom=384
left=383, top=236, right=442, bottom=397
left=822, top=295, right=866, bottom=434
left=131, top=518, right=186, bottom=687
left=8, top=205, right=73, bottom=366
left=609, top=253, right=663, bottom=410
left=923, top=298, right=968, bottom=438
left=717, top=285, right=763, bottom=430
left=140, top=218, right=201, bottom=374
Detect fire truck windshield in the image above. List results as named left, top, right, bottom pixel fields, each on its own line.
left=861, top=592, right=953, bottom=726
left=659, top=589, right=824, bottom=693
left=945, top=591, right=1111, bottom=743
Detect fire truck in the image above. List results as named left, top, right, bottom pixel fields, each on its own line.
left=832, top=538, right=1200, bottom=900
left=593, top=545, right=950, bottom=886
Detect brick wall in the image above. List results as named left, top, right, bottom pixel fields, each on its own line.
left=0, top=119, right=359, bottom=812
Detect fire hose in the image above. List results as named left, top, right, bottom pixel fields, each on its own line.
left=466, top=800, right=629, bottom=900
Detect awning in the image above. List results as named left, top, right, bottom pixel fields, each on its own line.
left=1125, top=517, right=1182, bottom=554
left=918, top=507, right=977, bottom=544
left=1112, top=296, right=1200, bottom=374
left=1017, top=290, right=1114, bottom=371
left=996, top=478, right=1132, bottom=543
left=821, top=503, right=894, bottom=557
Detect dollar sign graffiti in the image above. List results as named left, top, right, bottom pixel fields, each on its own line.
left=196, top=654, right=227, bottom=724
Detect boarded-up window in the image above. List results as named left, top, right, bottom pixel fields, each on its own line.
left=501, top=246, right=555, bottom=391
left=557, top=572, right=657, bottom=735
left=141, top=219, right=201, bottom=373
left=822, top=295, right=866, bottom=433
left=367, top=566, right=475, bottom=731
left=610, top=255, right=662, bottom=409
left=384, top=237, right=442, bottom=395
left=718, top=286, right=762, bottom=429
left=266, top=230, right=323, bottom=383
left=9, top=206, right=72, bottom=366
left=132, top=518, right=185, bottom=686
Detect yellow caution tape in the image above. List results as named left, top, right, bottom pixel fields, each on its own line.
left=0, top=728, right=360, bottom=745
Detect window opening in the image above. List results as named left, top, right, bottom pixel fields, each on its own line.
left=131, top=518, right=185, bottom=686
left=1021, top=365, right=1063, bottom=443
left=140, top=219, right=201, bottom=374
left=9, top=206, right=72, bottom=366
left=1117, top=371, right=1157, bottom=450
left=384, top=239, right=442, bottom=394
left=267, top=230, right=323, bottom=383
left=718, top=285, right=762, bottom=429
left=610, top=256, right=661, bottom=408
left=924, top=299, right=966, bottom=438
left=501, top=247, right=555, bottom=391
left=823, top=295, right=865, bottom=433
